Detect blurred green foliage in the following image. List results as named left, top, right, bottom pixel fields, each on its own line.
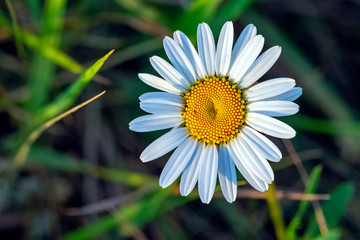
left=0, top=0, right=359, bottom=239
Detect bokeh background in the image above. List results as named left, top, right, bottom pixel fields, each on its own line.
left=1, top=0, right=360, bottom=239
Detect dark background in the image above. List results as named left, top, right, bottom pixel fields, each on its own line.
left=0, top=0, right=359, bottom=239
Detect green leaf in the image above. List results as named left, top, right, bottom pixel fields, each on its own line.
left=266, top=184, right=286, bottom=240
left=26, top=0, right=67, bottom=112
left=0, top=6, right=82, bottom=74
left=304, top=183, right=354, bottom=238
left=4, top=0, right=25, bottom=58
left=21, top=30, right=83, bottom=74
left=286, top=165, right=323, bottom=240
left=36, top=49, right=114, bottom=123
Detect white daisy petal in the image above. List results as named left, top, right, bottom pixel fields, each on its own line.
left=197, top=23, right=216, bottom=76
left=140, top=127, right=188, bottom=162
left=241, top=126, right=282, bottom=162
left=218, top=145, right=237, bottom=203
left=198, top=145, right=218, bottom=204
left=238, top=136, right=274, bottom=183
left=150, top=56, right=190, bottom=91
left=139, top=92, right=182, bottom=103
left=234, top=136, right=272, bottom=183
left=246, top=112, right=296, bottom=139
left=231, top=24, right=257, bottom=65
left=138, top=73, right=181, bottom=95
left=159, top=137, right=198, bottom=188
left=247, top=100, right=299, bottom=117
left=173, top=30, right=181, bottom=44
left=245, top=78, right=296, bottom=102
left=265, top=87, right=303, bottom=102
left=226, top=143, right=267, bottom=192
left=238, top=46, right=282, bottom=89
left=139, top=92, right=183, bottom=115
left=174, top=31, right=206, bottom=79
left=215, top=21, right=234, bottom=77
left=229, top=35, right=264, bottom=83
left=129, top=115, right=182, bottom=132
left=140, top=101, right=183, bottom=115
left=163, top=37, right=197, bottom=83
left=252, top=148, right=274, bottom=182
left=180, top=142, right=205, bottom=196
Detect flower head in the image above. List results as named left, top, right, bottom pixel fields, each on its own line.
left=130, top=22, right=302, bottom=203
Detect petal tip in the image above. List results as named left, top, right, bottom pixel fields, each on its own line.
left=201, top=198, right=211, bottom=204
left=139, top=153, right=149, bottom=163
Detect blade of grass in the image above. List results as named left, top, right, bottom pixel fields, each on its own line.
left=4, top=0, right=25, bottom=58
left=36, top=49, right=114, bottom=124
left=21, top=30, right=83, bottom=73
left=304, top=183, right=354, bottom=238
left=0, top=10, right=83, bottom=74
left=26, top=56, right=56, bottom=112
left=26, top=0, right=67, bottom=112
left=42, top=0, right=66, bottom=46
left=286, top=165, right=323, bottom=240
left=14, top=91, right=105, bottom=165
left=1, top=49, right=113, bottom=155
left=266, top=183, right=286, bottom=240
left=284, top=140, right=329, bottom=235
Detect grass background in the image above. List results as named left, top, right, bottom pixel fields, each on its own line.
left=0, top=0, right=360, bottom=239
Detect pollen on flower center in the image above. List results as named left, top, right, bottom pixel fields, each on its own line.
left=183, top=76, right=246, bottom=145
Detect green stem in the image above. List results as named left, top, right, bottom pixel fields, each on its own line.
left=266, top=183, right=286, bottom=240
left=4, top=0, right=25, bottom=58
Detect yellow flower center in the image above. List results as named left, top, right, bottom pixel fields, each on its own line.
left=183, top=76, right=246, bottom=145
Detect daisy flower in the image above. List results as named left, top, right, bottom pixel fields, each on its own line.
left=130, top=22, right=302, bottom=203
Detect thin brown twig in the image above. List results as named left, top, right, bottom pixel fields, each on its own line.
left=273, top=148, right=323, bottom=171
left=283, top=139, right=329, bottom=235
left=65, top=186, right=152, bottom=216
left=14, top=91, right=106, bottom=166
left=65, top=185, right=330, bottom=217
left=213, top=189, right=330, bottom=201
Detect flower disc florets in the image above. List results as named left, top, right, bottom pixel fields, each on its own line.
left=183, top=76, right=246, bottom=145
